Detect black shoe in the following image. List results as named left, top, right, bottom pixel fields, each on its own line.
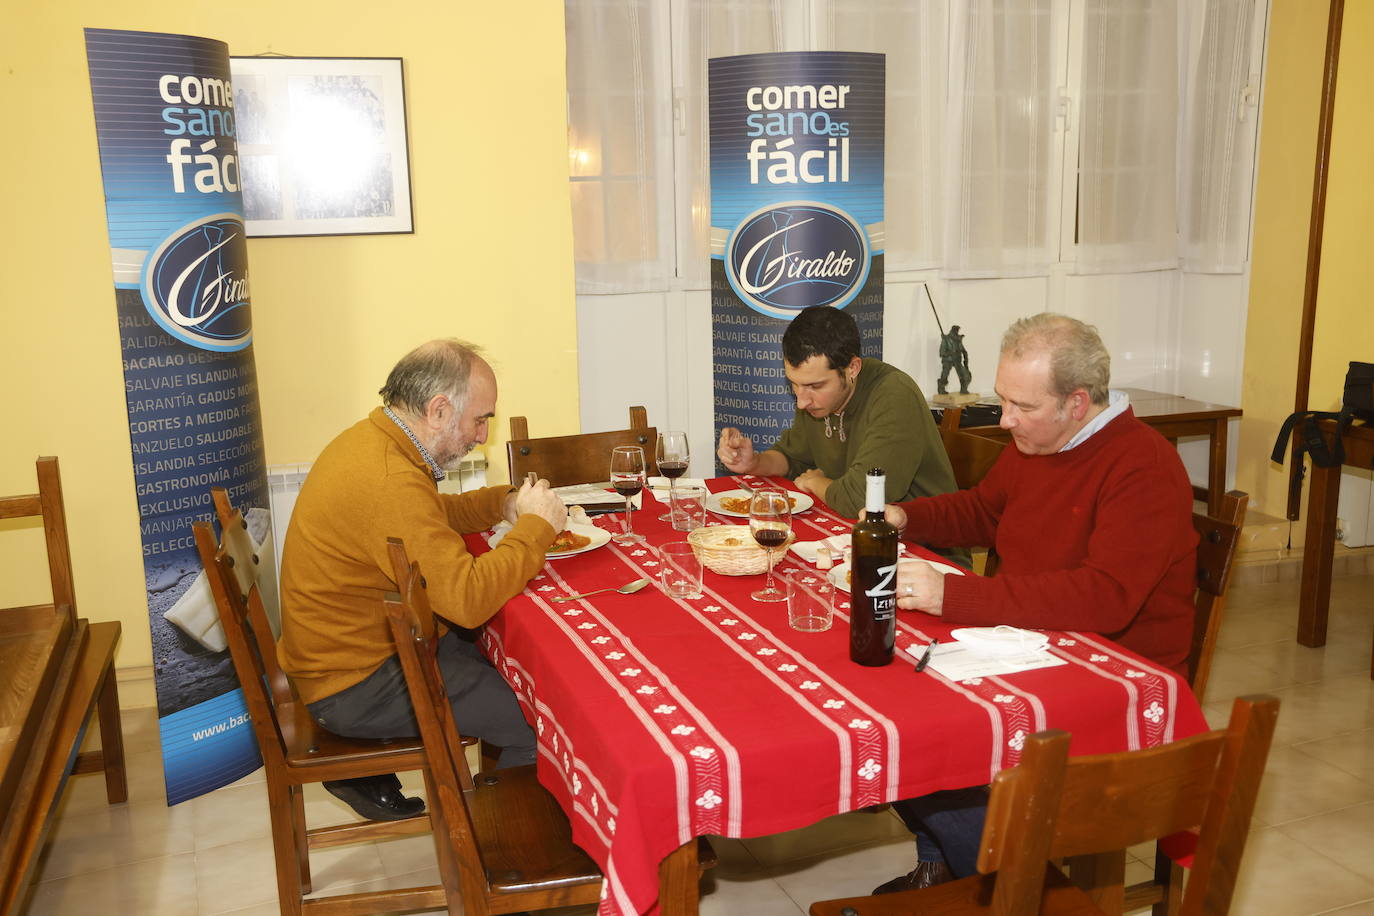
left=323, top=774, right=425, bottom=821
left=871, top=860, right=955, bottom=895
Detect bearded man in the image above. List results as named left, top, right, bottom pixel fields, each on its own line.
left=278, top=339, right=565, bottom=820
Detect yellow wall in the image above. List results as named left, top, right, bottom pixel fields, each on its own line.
left=1237, top=0, right=1374, bottom=517
left=0, top=1, right=579, bottom=670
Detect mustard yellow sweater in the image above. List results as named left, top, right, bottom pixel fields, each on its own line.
left=278, top=408, right=555, bottom=704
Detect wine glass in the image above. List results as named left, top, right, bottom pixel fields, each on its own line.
left=609, top=446, right=647, bottom=545
left=656, top=431, right=691, bottom=522
left=748, top=487, right=792, bottom=602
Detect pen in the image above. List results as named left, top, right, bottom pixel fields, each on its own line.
left=913, top=638, right=939, bottom=673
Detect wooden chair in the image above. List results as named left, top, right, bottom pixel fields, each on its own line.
left=938, top=407, right=1006, bottom=576
left=939, top=407, right=1007, bottom=491
left=809, top=694, right=1279, bottom=916
left=383, top=537, right=604, bottom=914
left=1111, top=489, right=1250, bottom=916
left=507, top=406, right=658, bottom=487
left=1185, top=490, right=1249, bottom=704
left=0, top=457, right=126, bottom=912
left=192, top=508, right=452, bottom=916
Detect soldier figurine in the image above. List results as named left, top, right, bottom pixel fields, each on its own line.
left=938, top=325, right=972, bottom=396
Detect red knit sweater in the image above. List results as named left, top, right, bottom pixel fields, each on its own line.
left=894, top=408, right=1197, bottom=672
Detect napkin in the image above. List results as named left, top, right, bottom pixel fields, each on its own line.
left=790, top=536, right=922, bottom=566
left=553, top=482, right=639, bottom=509
left=949, top=626, right=1048, bottom=657
left=647, top=477, right=707, bottom=504
left=789, top=534, right=849, bottom=565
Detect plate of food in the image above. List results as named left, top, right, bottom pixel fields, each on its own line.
left=706, top=488, right=814, bottom=518
left=545, top=523, right=611, bottom=559
left=828, top=557, right=965, bottom=593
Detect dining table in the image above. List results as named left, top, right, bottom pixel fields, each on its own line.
left=466, top=475, right=1210, bottom=916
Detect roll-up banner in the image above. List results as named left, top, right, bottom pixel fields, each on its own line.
left=85, top=29, right=271, bottom=804
left=709, top=52, right=885, bottom=457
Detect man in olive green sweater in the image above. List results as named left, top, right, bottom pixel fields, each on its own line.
left=279, top=339, right=565, bottom=820
left=716, top=306, right=958, bottom=519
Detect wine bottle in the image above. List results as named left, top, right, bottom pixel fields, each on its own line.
left=850, top=468, right=898, bottom=666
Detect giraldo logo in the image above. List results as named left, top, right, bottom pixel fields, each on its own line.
left=142, top=213, right=252, bottom=351
left=725, top=201, right=869, bottom=319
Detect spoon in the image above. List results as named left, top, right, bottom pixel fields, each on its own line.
left=551, top=578, right=652, bottom=602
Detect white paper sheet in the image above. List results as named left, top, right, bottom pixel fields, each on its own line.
left=918, top=641, right=1066, bottom=680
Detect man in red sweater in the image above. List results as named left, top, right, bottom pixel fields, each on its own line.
left=871, top=313, right=1198, bottom=895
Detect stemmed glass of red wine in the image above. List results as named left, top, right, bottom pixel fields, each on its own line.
left=656, top=431, right=690, bottom=522
left=609, top=446, right=647, bottom=545
left=748, top=487, right=792, bottom=602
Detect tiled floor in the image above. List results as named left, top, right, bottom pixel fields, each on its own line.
left=18, top=573, right=1374, bottom=915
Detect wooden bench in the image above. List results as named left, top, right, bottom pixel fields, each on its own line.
left=0, top=457, right=125, bottom=912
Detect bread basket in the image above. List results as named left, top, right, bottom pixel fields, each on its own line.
left=687, top=524, right=794, bottom=576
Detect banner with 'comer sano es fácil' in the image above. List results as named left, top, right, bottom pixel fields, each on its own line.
left=85, top=28, right=273, bottom=805
left=709, top=52, right=886, bottom=463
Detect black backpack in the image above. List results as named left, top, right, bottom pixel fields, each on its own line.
left=1271, top=360, right=1374, bottom=470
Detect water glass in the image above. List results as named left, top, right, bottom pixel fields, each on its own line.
left=670, top=484, right=707, bottom=531
left=787, top=573, right=833, bottom=632
left=659, top=542, right=704, bottom=599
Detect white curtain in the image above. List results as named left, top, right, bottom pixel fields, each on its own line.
left=1179, top=0, right=1260, bottom=273
left=565, top=0, right=1263, bottom=289
left=943, top=0, right=1060, bottom=278
left=565, top=0, right=674, bottom=293
left=822, top=0, right=948, bottom=271
left=1074, top=0, right=1179, bottom=273
left=676, top=0, right=786, bottom=288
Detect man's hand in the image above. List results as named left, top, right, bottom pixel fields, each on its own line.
left=513, top=478, right=567, bottom=533
left=716, top=427, right=758, bottom=473
left=894, top=559, right=945, bottom=615
left=884, top=503, right=908, bottom=534
left=794, top=468, right=832, bottom=502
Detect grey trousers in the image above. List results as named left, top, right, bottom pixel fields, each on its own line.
left=307, top=630, right=537, bottom=768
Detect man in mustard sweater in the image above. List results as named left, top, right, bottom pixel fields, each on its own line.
left=279, top=339, right=565, bottom=820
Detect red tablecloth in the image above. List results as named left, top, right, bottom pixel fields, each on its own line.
left=469, top=476, right=1208, bottom=916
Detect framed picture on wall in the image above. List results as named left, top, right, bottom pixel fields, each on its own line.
left=229, top=56, right=413, bottom=237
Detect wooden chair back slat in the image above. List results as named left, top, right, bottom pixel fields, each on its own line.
left=1187, top=490, right=1249, bottom=702
left=208, top=488, right=294, bottom=709
left=981, top=730, right=1070, bottom=915
left=193, top=521, right=291, bottom=770
left=0, top=458, right=77, bottom=616
left=507, top=406, right=657, bottom=488
left=383, top=537, right=604, bottom=914
left=384, top=542, right=493, bottom=908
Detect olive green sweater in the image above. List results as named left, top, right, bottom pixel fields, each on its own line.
left=771, top=358, right=957, bottom=518
left=278, top=408, right=554, bottom=704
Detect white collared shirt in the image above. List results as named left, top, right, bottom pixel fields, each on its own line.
left=1060, top=389, right=1130, bottom=453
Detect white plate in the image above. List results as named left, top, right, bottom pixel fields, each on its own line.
left=828, top=557, right=965, bottom=593
left=706, top=488, right=814, bottom=518
left=545, top=523, right=612, bottom=559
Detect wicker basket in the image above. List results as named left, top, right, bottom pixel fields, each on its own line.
left=687, top=524, right=793, bottom=576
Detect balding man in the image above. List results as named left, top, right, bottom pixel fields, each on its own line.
left=279, top=340, right=565, bottom=820
left=872, top=313, right=1198, bottom=894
